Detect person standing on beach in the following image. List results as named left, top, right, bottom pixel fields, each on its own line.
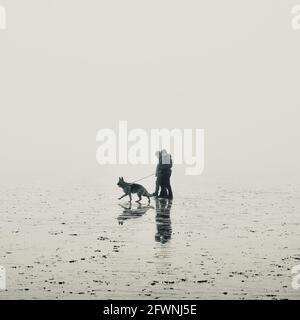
left=152, top=150, right=173, bottom=199
left=161, top=149, right=173, bottom=200
left=152, top=151, right=165, bottom=197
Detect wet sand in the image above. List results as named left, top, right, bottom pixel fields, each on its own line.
left=0, top=181, right=300, bottom=299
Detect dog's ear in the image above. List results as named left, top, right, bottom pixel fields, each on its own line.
left=121, top=177, right=124, bottom=181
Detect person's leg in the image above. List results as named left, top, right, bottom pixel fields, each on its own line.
left=159, top=187, right=167, bottom=198
left=152, top=177, right=160, bottom=196
left=159, top=173, right=168, bottom=198
left=165, top=173, right=173, bottom=199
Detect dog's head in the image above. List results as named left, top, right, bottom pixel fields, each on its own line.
left=117, top=177, right=125, bottom=187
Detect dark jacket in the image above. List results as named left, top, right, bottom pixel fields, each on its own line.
left=156, top=152, right=172, bottom=177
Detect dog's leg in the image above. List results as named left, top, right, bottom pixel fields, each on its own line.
left=118, top=194, right=127, bottom=200
left=144, top=191, right=151, bottom=204
left=136, top=194, right=142, bottom=203
left=128, top=192, right=132, bottom=202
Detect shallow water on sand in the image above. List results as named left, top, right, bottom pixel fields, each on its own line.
left=0, top=181, right=300, bottom=299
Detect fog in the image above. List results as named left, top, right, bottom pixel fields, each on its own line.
left=0, top=0, right=299, bottom=184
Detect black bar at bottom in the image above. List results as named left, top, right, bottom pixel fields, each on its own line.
left=0, top=300, right=299, bottom=319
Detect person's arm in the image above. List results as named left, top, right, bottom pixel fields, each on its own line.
left=156, top=152, right=162, bottom=176
left=159, top=152, right=162, bottom=164
left=156, top=163, right=159, bottom=176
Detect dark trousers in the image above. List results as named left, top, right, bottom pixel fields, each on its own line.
left=161, top=172, right=173, bottom=199
left=154, top=175, right=168, bottom=197
left=154, top=171, right=173, bottom=199
left=154, top=176, right=162, bottom=195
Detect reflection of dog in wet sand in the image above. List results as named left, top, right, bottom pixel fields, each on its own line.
left=117, top=177, right=151, bottom=203
left=117, top=203, right=154, bottom=225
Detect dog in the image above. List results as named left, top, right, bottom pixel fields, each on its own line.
left=117, top=177, right=151, bottom=203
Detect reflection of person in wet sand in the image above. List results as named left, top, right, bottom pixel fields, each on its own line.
left=155, top=198, right=172, bottom=243
left=117, top=203, right=154, bottom=225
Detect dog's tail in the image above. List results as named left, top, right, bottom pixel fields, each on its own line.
left=145, top=190, right=152, bottom=198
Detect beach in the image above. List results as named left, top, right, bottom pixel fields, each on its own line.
left=0, top=179, right=299, bottom=299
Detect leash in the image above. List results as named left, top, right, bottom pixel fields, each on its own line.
left=131, top=173, right=155, bottom=183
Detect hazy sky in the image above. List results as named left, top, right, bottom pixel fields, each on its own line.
left=0, top=1, right=299, bottom=183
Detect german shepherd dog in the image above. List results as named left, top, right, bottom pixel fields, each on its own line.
left=117, top=177, right=151, bottom=203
